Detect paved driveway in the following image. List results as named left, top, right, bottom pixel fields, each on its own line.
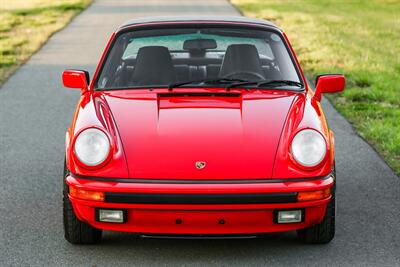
left=0, top=1, right=399, bottom=266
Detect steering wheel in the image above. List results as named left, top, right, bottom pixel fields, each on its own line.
left=224, top=71, right=265, bottom=81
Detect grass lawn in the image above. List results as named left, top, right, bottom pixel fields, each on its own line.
left=231, top=0, right=400, bottom=175
left=0, top=0, right=92, bottom=85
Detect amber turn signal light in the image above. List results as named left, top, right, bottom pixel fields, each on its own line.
left=69, top=186, right=104, bottom=202
left=297, top=188, right=331, bottom=202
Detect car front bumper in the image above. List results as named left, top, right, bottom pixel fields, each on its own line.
left=66, top=174, right=334, bottom=235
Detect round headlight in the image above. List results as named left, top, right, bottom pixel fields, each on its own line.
left=74, top=128, right=110, bottom=167
left=291, top=129, right=326, bottom=167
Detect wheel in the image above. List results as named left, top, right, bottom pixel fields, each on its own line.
left=297, top=182, right=335, bottom=244
left=63, top=160, right=102, bottom=244
left=224, top=71, right=265, bottom=81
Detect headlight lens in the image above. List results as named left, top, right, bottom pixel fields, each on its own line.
left=74, top=128, right=110, bottom=166
left=291, top=129, right=326, bottom=167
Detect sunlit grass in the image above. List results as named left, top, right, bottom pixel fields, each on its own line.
left=232, top=0, right=400, bottom=175
left=0, top=0, right=92, bottom=84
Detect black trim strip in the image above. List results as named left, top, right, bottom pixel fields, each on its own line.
left=104, top=192, right=297, bottom=204
left=159, top=92, right=241, bottom=97
left=139, top=234, right=258, bottom=239
left=70, top=173, right=331, bottom=184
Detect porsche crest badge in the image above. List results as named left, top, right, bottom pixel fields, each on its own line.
left=195, top=161, right=206, bottom=170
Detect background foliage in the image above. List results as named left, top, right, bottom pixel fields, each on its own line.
left=232, top=0, right=400, bottom=174
left=0, top=0, right=92, bottom=84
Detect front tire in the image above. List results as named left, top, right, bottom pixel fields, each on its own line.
left=63, top=160, right=102, bottom=244
left=297, top=192, right=335, bottom=244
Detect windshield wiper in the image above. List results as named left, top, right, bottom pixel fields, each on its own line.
left=258, top=80, right=303, bottom=88
left=168, top=78, right=249, bottom=90
left=226, top=79, right=303, bottom=90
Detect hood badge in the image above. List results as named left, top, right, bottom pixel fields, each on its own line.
left=195, top=161, right=206, bottom=170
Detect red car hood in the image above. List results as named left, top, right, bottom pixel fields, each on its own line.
left=104, top=90, right=296, bottom=179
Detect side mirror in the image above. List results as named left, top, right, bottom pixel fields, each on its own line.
left=62, top=70, right=90, bottom=93
left=314, top=74, right=345, bottom=101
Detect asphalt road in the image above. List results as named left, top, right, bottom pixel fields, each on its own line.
left=0, top=1, right=399, bottom=266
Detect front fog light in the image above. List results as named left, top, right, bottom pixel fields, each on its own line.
left=96, top=209, right=126, bottom=223
left=275, top=210, right=303, bottom=224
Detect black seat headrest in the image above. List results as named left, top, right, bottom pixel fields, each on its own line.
left=131, top=46, right=175, bottom=86
left=219, top=44, right=265, bottom=80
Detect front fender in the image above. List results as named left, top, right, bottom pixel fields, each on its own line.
left=272, top=93, right=333, bottom=178
left=65, top=92, right=129, bottom=178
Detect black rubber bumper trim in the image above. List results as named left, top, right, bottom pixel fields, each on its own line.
left=104, top=192, right=298, bottom=204
left=70, top=173, right=332, bottom=184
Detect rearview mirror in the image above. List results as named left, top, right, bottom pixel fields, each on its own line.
left=183, top=38, right=217, bottom=50
left=314, top=74, right=345, bottom=101
left=62, top=70, right=90, bottom=93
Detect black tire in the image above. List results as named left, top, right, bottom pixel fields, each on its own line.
left=63, top=160, right=102, bottom=244
left=297, top=167, right=336, bottom=244
left=297, top=193, right=335, bottom=244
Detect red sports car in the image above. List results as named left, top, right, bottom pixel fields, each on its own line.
left=62, top=16, right=345, bottom=244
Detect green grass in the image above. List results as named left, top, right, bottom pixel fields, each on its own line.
left=231, top=0, right=400, bottom=175
left=0, top=0, right=92, bottom=85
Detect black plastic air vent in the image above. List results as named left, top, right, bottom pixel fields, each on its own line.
left=158, top=92, right=241, bottom=97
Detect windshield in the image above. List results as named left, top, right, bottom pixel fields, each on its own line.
left=95, top=26, right=302, bottom=90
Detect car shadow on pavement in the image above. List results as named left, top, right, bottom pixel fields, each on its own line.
left=101, top=231, right=300, bottom=246
left=77, top=231, right=323, bottom=265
